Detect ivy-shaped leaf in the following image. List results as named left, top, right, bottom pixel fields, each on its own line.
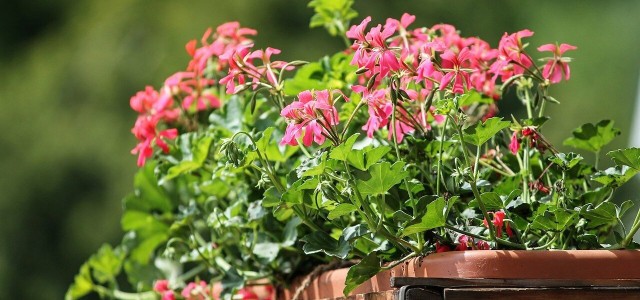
left=531, top=208, right=578, bottom=232
left=301, top=231, right=350, bottom=259
left=458, top=90, right=493, bottom=106
left=468, top=192, right=504, bottom=211
left=355, top=161, right=409, bottom=197
left=88, top=244, right=124, bottom=284
left=330, top=133, right=359, bottom=161
left=463, top=117, right=510, bottom=146
left=402, top=197, right=446, bottom=236
left=592, top=165, right=639, bottom=188
left=65, top=263, right=94, bottom=300
left=563, top=120, right=621, bottom=153
left=327, top=203, right=358, bottom=220
left=607, top=148, right=640, bottom=170
left=343, top=252, right=381, bottom=296
left=252, top=242, right=281, bottom=262
left=129, top=163, right=173, bottom=213
left=549, top=152, right=583, bottom=170
left=341, top=224, right=369, bottom=241
left=581, top=202, right=618, bottom=229
left=346, top=145, right=391, bottom=171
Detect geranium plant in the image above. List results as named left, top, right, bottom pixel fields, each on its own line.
left=68, top=1, right=640, bottom=299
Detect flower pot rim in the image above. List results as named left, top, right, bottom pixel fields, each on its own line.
left=282, top=249, right=640, bottom=300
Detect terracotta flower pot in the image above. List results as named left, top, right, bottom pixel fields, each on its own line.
left=282, top=250, right=640, bottom=300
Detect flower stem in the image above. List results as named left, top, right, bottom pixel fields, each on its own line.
left=622, top=207, right=640, bottom=248
left=391, top=96, right=423, bottom=251
left=450, top=112, right=498, bottom=243
left=436, top=116, right=449, bottom=195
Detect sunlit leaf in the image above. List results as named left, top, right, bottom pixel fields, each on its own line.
left=563, top=120, right=620, bottom=153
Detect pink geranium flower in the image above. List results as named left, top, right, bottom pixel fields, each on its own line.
left=537, top=43, right=577, bottom=84
left=498, top=29, right=534, bottom=67
left=347, top=17, right=400, bottom=78
left=439, top=48, right=472, bottom=94
left=131, top=115, right=178, bottom=167
left=490, top=29, right=534, bottom=81
left=280, top=90, right=340, bottom=147
left=483, top=210, right=514, bottom=238
left=509, top=131, right=520, bottom=154
left=164, top=71, right=220, bottom=111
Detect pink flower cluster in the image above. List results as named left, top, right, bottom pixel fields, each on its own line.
left=280, top=90, right=343, bottom=146
left=153, top=279, right=274, bottom=300
left=341, top=14, right=576, bottom=144
left=130, top=86, right=180, bottom=166
left=131, top=22, right=288, bottom=166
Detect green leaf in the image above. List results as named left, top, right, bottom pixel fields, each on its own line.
left=619, top=200, right=635, bottom=220
left=330, top=133, right=359, bottom=161
left=221, top=268, right=244, bottom=299
left=468, top=192, right=504, bottom=210
left=88, top=244, right=123, bottom=284
left=402, top=197, right=446, bottom=236
left=308, top=0, right=358, bottom=37
left=123, top=260, right=162, bottom=292
left=328, top=203, right=357, bottom=220
left=355, top=162, right=408, bottom=197
left=282, top=217, right=302, bottom=246
left=592, top=165, right=639, bottom=188
left=65, top=263, right=93, bottom=300
left=363, top=146, right=391, bottom=170
left=531, top=208, right=578, bottom=232
left=607, top=148, right=640, bottom=170
left=581, top=202, right=618, bottom=229
left=563, top=120, right=621, bottom=153
left=341, top=224, right=369, bottom=241
left=345, top=145, right=390, bottom=171
left=576, top=234, right=603, bottom=249
left=297, top=152, right=327, bottom=177
left=129, top=233, right=168, bottom=264
left=283, top=62, right=327, bottom=95
left=247, top=200, right=268, bottom=221
left=463, top=117, right=510, bottom=146
left=581, top=186, right=613, bottom=205
left=458, top=90, right=493, bottom=106
left=549, top=152, right=583, bottom=170
left=130, top=163, right=173, bottom=213
left=160, top=136, right=213, bottom=184
left=256, top=127, right=299, bottom=162
left=301, top=231, right=350, bottom=259
left=253, top=242, right=281, bottom=262
left=343, top=252, right=381, bottom=296
left=262, top=187, right=282, bottom=207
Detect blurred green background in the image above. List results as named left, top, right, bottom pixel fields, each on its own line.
left=1, top=0, right=638, bottom=299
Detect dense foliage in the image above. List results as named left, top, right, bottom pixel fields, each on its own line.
left=68, top=2, right=640, bottom=299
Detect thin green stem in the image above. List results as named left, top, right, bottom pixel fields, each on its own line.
left=621, top=208, right=640, bottom=248
left=450, top=112, right=498, bottom=243
left=532, top=233, right=560, bottom=250
left=473, top=145, right=481, bottom=179
left=436, top=116, right=449, bottom=195
left=295, top=137, right=313, bottom=158
left=340, top=100, right=365, bottom=140
left=518, top=137, right=532, bottom=204
left=392, top=96, right=423, bottom=251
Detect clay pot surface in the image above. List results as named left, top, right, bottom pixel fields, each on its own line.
left=283, top=250, right=640, bottom=300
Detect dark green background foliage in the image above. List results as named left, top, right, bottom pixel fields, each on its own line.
left=1, top=1, right=638, bottom=299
